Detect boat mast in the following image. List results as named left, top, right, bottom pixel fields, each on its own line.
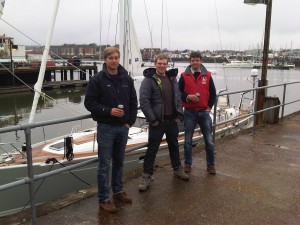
left=119, top=0, right=142, bottom=77
left=119, top=0, right=129, bottom=74
left=29, top=0, right=60, bottom=123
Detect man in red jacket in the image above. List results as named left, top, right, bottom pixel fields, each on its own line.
left=178, top=51, right=217, bottom=174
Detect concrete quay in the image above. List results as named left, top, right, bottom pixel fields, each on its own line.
left=2, top=112, right=300, bottom=225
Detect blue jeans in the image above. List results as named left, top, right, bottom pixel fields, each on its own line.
left=184, top=109, right=215, bottom=166
left=97, top=123, right=129, bottom=202
left=143, top=119, right=181, bottom=175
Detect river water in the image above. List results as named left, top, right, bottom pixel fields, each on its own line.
left=1, top=63, right=300, bottom=153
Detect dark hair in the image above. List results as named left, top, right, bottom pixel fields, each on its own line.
left=189, top=51, right=202, bottom=60
left=154, top=53, right=169, bottom=64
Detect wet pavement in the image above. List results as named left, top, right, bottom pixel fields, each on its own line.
left=2, top=112, right=300, bottom=225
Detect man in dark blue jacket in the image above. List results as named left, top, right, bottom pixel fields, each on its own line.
left=84, top=47, right=137, bottom=213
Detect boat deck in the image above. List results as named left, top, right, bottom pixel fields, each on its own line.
left=2, top=111, right=299, bottom=225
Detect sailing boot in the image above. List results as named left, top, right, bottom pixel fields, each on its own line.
left=138, top=173, right=153, bottom=192
left=173, top=167, right=190, bottom=180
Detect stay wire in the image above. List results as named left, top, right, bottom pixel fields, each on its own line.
left=10, top=143, right=27, bottom=159
left=0, top=17, right=89, bottom=75
left=21, top=159, right=91, bottom=211
left=165, top=0, right=171, bottom=50
left=125, top=0, right=133, bottom=75
left=56, top=160, right=92, bottom=187
left=99, top=0, right=103, bottom=61
left=213, top=0, right=230, bottom=106
left=143, top=0, right=154, bottom=52
left=106, top=0, right=114, bottom=47
left=0, top=63, right=83, bottom=116
left=0, top=18, right=87, bottom=116
left=160, top=0, right=164, bottom=50
left=21, top=163, right=55, bottom=211
left=0, top=62, right=33, bottom=91
left=114, top=0, right=120, bottom=46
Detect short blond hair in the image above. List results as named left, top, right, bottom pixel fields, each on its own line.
left=154, top=54, right=168, bottom=64
left=103, top=47, right=120, bottom=60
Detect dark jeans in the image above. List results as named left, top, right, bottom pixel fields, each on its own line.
left=97, top=123, right=129, bottom=202
left=143, top=119, right=181, bottom=175
left=184, top=109, right=215, bottom=166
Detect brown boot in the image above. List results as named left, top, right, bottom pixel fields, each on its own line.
left=207, top=164, right=216, bottom=174
left=184, top=164, right=192, bottom=173
left=113, top=191, right=132, bottom=203
left=99, top=200, right=118, bottom=213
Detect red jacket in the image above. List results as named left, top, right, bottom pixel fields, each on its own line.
left=181, top=71, right=211, bottom=111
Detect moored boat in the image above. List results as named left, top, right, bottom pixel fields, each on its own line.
left=0, top=100, right=252, bottom=216
left=223, top=60, right=261, bottom=68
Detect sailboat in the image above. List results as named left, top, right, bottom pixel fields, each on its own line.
left=0, top=0, right=146, bottom=217
left=0, top=0, right=252, bottom=217
left=119, top=0, right=143, bottom=77
left=223, top=60, right=261, bottom=68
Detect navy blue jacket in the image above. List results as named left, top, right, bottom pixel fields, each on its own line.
left=84, top=64, right=138, bottom=126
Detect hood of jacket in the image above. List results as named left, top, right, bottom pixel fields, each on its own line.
left=184, top=64, right=208, bottom=75
left=143, top=67, right=178, bottom=79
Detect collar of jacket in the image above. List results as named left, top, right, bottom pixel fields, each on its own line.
left=102, top=63, right=128, bottom=79
left=143, top=67, right=178, bottom=78
left=143, top=67, right=178, bottom=92
left=184, top=64, right=208, bottom=75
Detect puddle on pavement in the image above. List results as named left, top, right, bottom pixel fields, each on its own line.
left=265, top=143, right=290, bottom=149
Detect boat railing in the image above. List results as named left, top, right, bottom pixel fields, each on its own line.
left=70, top=124, right=84, bottom=135
left=212, top=80, right=300, bottom=143
left=0, top=114, right=150, bottom=223
left=1, top=80, right=300, bottom=224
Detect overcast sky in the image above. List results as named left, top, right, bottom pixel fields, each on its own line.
left=1, top=0, right=299, bottom=51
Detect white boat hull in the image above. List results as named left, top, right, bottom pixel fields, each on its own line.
left=0, top=116, right=252, bottom=216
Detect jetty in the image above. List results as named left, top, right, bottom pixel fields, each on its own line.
left=1, top=111, right=299, bottom=225
left=0, top=65, right=97, bottom=94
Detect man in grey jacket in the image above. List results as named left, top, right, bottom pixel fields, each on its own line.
left=139, top=54, right=189, bottom=192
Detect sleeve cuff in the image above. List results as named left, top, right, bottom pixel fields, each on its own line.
left=186, top=95, right=189, bottom=102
